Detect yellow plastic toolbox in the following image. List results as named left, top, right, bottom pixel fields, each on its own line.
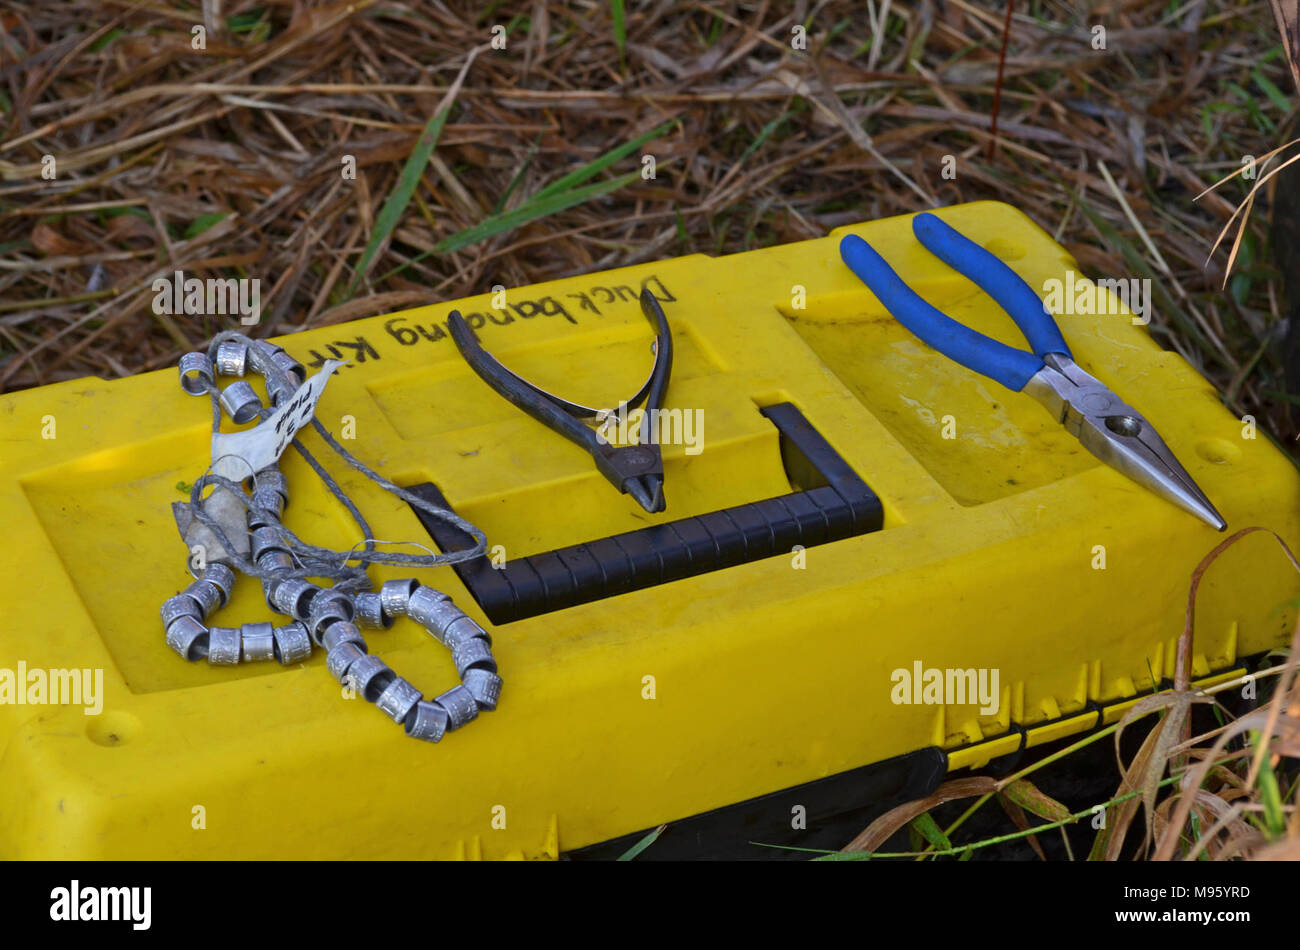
left=1, top=200, right=1296, bottom=859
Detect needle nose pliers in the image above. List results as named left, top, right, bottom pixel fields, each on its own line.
left=840, top=212, right=1226, bottom=531
left=448, top=288, right=673, bottom=513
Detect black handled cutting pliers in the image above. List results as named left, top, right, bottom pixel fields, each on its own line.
left=448, top=288, right=674, bottom=513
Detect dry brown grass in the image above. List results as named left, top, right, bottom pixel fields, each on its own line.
left=0, top=0, right=1295, bottom=455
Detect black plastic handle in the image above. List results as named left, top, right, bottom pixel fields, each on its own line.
left=408, top=403, right=883, bottom=624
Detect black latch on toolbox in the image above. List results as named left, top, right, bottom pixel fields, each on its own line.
left=408, top=402, right=884, bottom=624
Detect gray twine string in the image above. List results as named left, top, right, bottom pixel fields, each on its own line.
left=184, top=330, right=487, bottom=595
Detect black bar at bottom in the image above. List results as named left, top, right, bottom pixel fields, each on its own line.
left=564, top=748, right=947, bottom=860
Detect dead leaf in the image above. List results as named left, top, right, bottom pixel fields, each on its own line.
left=1269, top=1, right=1300, bottom=94
left=1001, top=778, right=1071, bottom=824
left=841, top=777, right=998, bottom=854
left=104, top=214, right=157, bottom=246
left=31, top=222, right=91, bottom=256
left=997, top=794, right=1048, bottom=860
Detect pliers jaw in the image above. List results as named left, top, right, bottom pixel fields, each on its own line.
left=594, top=442, right=665, bottom=513
left=1024, top=353, right=1227, bottom=531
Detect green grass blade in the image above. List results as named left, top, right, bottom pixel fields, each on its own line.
left=374, top=171, right=639, bottom=284
left=616, top=824, right=666, bottom=860
left=1252, top=730, right=1287, bottom=836
left=611, top=0, right=626, bottom=67
left=530, top=120, right=673, bottom=203
left=736, top=109, right=792, bottom=167
left=1253, top=69, right=1291, bottom=113
left=491, top=136, right=542, bottom=216
left=908, top=813, right=951, bottom=851
left=90, top=28, right=125, bottom=52
left=439, top=171, right=638, bottom=253
left=347, top=106, right=453, bottom=294
left=226, top=11, right=265, bottom=32
left=826, top=775, right=1186, bottom=861
left=184, top=212, right=230, bottom=240
left=1001, top=778, right=1071, bottom=823
left=370, top=121, right=672, bottom=285
left=1261, top=388, right=1300, bottom=406
left=474, top=0, right=508, bottom=26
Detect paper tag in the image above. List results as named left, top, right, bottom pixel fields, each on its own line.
left=212, top=359, right=345, bottom=480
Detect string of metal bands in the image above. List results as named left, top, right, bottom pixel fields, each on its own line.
left=159, top=334, right=500, bottom=742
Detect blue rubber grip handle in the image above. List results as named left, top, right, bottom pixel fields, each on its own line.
left=911, top=212, right=1071, bottom=361
left=839, top=233, right=1044, bottom=391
